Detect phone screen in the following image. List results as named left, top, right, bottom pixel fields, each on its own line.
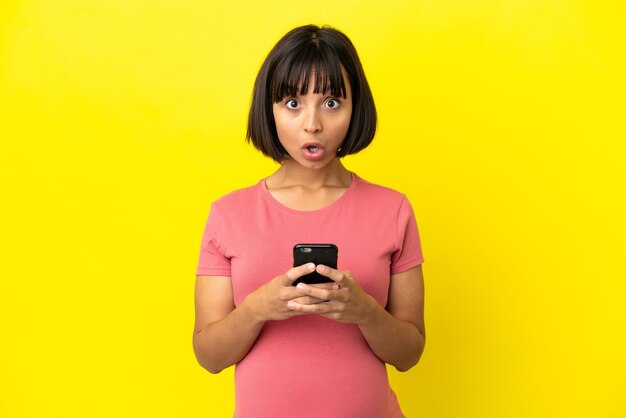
left=292, top=244, right=338, bottom=286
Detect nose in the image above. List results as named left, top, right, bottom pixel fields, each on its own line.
left=303, top=108, right=322, bottom=134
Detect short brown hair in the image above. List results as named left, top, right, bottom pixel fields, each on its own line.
left=246, top=25, right=377, bottom=162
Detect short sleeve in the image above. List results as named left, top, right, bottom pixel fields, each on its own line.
left=196, top=204, right=231, bottom=276
left=390, top=197, right=425, bottom=275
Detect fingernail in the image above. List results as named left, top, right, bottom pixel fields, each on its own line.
left=297, top=283, right=305, bottom=291
left=308, top=263, right=315, bottom=271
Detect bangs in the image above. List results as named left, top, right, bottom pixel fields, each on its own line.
left=269, top=46, right=347, bottom=102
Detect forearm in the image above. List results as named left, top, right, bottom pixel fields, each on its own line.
left=359, top=297, right=425, bottom=372
left=193, top=297, right=265, bottom=374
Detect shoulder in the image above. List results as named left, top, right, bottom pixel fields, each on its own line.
left=352, top=174, right=409, bottom=208
left=211, top=180, right=264, bottom=211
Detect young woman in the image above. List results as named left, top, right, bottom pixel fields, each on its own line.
left=194, top=25, right=425, bottom=418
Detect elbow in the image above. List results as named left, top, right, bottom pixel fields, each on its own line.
left=193, top=348, right=226, bottom=374
left=395, top=340, right=425, bottom=372
left=193, top=335, right=226, bottom=374
left=197, top=358, right=225, bottom=375
left=394, top=358, right=418, bottom=373
left=394, top=356, right=420, bottom=373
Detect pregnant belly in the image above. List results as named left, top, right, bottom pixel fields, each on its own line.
left=233, top=316, right=399, bottom=418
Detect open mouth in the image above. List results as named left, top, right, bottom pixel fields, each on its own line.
left=302, top=143, right=325, bottom=161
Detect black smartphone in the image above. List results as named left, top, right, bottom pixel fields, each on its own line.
left=292, top=244, right=338, bottom=286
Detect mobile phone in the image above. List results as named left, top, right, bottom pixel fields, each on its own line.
left=292, top=244, right=338, bottom=286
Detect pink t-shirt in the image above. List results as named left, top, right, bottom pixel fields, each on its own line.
left=197, top=173, right=424, bottom=418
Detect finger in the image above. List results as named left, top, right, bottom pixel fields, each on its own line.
left=287, top=300, right=335, bottom=313
left=295, top=282, right=333, bottom=300
left=315, top=265, right=350, bottom=287
left=291, top=295, right=329, bottom=305
left=309, top=282, right=340, bottom=290
left=281, top=263, right=316, bottom=286
left=296, top=282, right=348, bottom=302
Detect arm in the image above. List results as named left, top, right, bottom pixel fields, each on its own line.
left=192, top=275, right=263, bottom=374
left=288, top=264, right=425, bottom=372
left=359, top=265, right=425, bottom=371
left=193, top=263, right=336, bottom=373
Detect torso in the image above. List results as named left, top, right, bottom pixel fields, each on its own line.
left=197, top=173, right=423, bottom=418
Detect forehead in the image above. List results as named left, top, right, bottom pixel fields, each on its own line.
left=295, top=70, right=352, bottom=96
left=270, top=52, right=349, bottom=101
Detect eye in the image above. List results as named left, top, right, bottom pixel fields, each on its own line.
left=285, top=99, right=299, bottom=109
left=324, top=98, right=340, bottom=109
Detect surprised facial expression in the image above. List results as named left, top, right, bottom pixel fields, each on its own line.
left=272, top=73, right=353, bottom=169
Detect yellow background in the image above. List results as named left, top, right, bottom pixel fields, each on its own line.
left=1, top=1, right=624, bottom=417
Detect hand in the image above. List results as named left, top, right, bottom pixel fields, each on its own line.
left=291, top=282, right=339, bottom=304
left=247, top=263, right=339, bottom=322
left=288, top=265, right=377, bottom=324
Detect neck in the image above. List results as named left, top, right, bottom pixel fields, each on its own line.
left=269, top=158, right=352, bottom=189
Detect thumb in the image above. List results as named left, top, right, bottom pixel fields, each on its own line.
left=281, top=263, right=316, bottom=286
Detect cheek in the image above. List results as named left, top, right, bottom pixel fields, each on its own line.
left=274, top=116, right=293, bottom=137
left=272, top=107, right=287, bottom=130
left=336, top=114, right=352, bottom=137
left=339, top=106, right=352, bottom=130
left=272, top=113, right=287, bottom=135
left=273, top=118, right=298, bottom=149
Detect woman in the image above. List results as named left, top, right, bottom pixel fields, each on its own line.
left=194, top=24, right=425, bottom=418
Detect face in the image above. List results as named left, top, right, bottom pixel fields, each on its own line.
left=272, top=72, right=352, bottom=169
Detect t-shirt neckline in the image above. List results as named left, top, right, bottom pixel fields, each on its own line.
left=260, top=172, right=359, bottom=215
